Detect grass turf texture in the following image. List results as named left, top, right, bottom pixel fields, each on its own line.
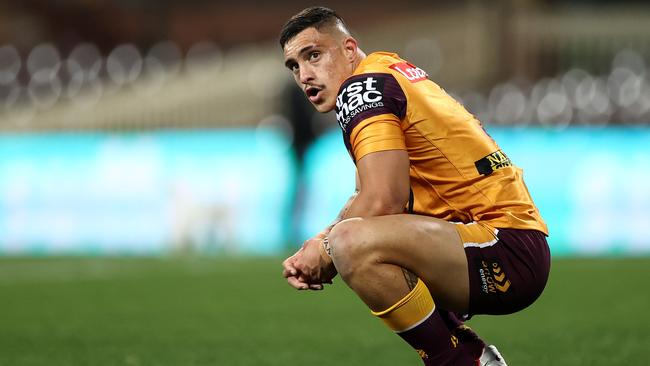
left=0, top=257, right=648, bottom=366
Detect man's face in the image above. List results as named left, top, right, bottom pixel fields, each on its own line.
left=283, top=27, right=352, bottom=113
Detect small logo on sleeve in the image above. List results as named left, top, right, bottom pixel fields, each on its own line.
left=389, top=62, right=428, bottom=83
left=474, top=150, right=512, bottom=175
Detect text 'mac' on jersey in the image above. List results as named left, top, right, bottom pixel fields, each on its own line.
left=334, top=52, right=548, bottom=235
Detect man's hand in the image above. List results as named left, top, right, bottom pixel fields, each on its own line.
left=282, top=249, right=314, bottom=290
left=282, top=237, right=337, bottom=291
left=294, top=237, right=337, bottom=285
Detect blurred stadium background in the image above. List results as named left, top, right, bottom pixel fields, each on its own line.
left=0, top=1, right=649, bottom=365
left=1, top=0, right=649, bottom=256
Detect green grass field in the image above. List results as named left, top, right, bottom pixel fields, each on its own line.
left=0, top=257, right=648, bottom=366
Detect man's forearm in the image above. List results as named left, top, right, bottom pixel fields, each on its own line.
left=316, top=191, right=359, bottom=238
left=319, top=188, right=405, bottom=238
left=341, top=189, right=406, bottom=220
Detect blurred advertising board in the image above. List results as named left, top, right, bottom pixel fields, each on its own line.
left=301, top=127, right=650, bottom=256
left=0, top=129, right=295, bottom=255
left=1, top=127, right=648, bottom=256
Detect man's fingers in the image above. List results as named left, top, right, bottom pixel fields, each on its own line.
left=285, top=273, right=326, bottom=291
left=282, top=266, right=297, bottom=278
left=294, top=263, right=313, bottom=280
left=286, top=276, right=309, bottom=290
left=282, top=246, right=328, bottom=291
left=281, top=269, right=291, bottom=278
left=282, top=258, right=298, bottom=277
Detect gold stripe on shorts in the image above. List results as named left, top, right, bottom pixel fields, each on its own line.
left=453, top=222, right=499, bottom=248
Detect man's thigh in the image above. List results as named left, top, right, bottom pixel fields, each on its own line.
left=338, top=214, right=471, bottom=312
left=344, top=215, right=550, bottom=316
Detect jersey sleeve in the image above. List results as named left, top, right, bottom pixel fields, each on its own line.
left=334, top=73, right=407, bottom=161
left=349, top=114, right=405, bottom=161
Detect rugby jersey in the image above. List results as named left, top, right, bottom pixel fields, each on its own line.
left=335, top=52, right=547, bottom=234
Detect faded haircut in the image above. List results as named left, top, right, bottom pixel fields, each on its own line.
left=279, top=6, right=348, bottom=49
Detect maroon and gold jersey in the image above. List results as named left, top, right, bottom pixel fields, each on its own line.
left=334, top=52, right=547, bottom=234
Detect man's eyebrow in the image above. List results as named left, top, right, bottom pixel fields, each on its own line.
left=284, top=45, right=316, bottom=69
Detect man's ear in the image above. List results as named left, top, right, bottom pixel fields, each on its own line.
left=342, top=37, right=358, bottom=62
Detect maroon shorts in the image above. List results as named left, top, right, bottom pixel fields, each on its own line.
left=454, top=223, right=551, bottom=317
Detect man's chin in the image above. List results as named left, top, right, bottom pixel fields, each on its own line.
left=312, top=101, right=335, bottom=113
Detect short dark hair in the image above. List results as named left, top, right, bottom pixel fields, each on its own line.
left=279, top=6, right=347, bottom=49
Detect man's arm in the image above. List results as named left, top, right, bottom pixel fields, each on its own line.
left=313, top=174, right=359, bottom=239
left=286, top=149, right=412, bottom=288
left=341, top=149, right=410, bottom=219
left=331, top=149, right=417, bottom=289
left=281, top=172, right=359, bottom=290
left=316, top=149, right=410, bottom=238
left=303, top=149, right=411, bottom=246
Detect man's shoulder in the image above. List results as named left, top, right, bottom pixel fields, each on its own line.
left=354, top=52, right=402, bottom=74
left=334, top=52, right=434, bottom=134
left=335, top=52, right=402, bottom=92
left=355, top=52, right=429, bottom=84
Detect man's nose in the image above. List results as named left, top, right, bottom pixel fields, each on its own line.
left=299, top=65, right=315, bottom=84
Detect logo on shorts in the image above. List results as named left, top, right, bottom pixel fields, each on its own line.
left=474, top=150, right=513, bottom=176
left=335, top=76, right=385, bottom=130
left=450, top=335, right=459, bottom=348
left=389, top=62, right=428, bottom=83
left=477, top=259, right=511, bottom=294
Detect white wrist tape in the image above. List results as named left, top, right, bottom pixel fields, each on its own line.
left=322, top=236, right=332, bottom=258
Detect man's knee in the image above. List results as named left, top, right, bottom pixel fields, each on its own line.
left=328, top=218, right=377, bottom=279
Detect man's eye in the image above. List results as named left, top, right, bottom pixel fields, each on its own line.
left=290, top=64, right=299, bottom=72
left=309, top=52, right=320, bottom=61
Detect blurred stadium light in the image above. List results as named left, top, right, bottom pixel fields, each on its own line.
left=0, top=0, right=648, bottom=255
left=0, top=45, right=21, bottom=85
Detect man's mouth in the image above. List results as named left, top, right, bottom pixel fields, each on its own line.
left=305, top=86, right=323, bottom=102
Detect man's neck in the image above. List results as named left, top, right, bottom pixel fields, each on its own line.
left=351, top=49, right=367, bottom=74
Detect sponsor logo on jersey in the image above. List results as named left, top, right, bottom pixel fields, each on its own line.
left=474, top=150, right=512, bottom=176
left=335, top=76, right=385, bottom=130
left=389, top=62, right=428, bottom=83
